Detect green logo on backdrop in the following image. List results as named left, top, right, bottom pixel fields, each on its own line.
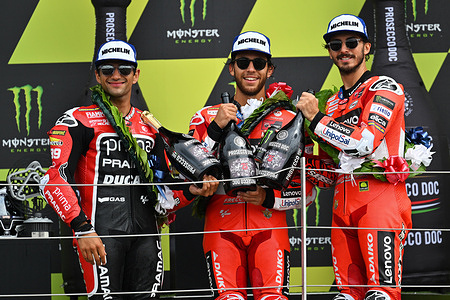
left=8, top=85, right=43, bottom=136
left=408, top=0, right=429, bottom=20
left=179, top=0, right=208, bottom=27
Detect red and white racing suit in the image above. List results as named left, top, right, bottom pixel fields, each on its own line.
left=309, top=71, right=412, bottom=300
left=40, top=104, right=194, bottom=299
left=176, top=98, right=335, bottom=300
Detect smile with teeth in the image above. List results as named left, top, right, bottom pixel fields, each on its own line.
left=338, top=55, right=354, bottom=61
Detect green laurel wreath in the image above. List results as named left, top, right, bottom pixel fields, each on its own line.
left=90, top=84, right=159, bottom=204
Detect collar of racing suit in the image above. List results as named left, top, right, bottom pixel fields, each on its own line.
left=339, top=70, right=372, bottom=100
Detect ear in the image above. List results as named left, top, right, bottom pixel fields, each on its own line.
left=267, top=65, right=274, bottom=78
left=132, top=68, right=140, bottom=84
left=364, top=42, right=371, bottom=56
left=95, top=70, right=101, bottom=84
left=228, top=62, right=235, bottom=77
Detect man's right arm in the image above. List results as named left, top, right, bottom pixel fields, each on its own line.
left=40, top=109, right=106, bottom=265
left=40, top=109, right=92, bottom=232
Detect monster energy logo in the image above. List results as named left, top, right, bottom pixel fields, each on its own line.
left=180, top=0, right=207, bottom=27
left=404, top=0, right=439, bottom=39
left=8, top=84, right=43, bottom=136
left=167, top=0, right=219, bottom=43
left=407, top=0, right=429, bottom=21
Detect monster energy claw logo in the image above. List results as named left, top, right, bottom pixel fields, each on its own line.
left=8, top=84, right=43, bottom=136
left=180, top=0, right=207, bottom=27
left=407, top=0, right=429, bottom=21
left=168, top=0, right=219, bottom=43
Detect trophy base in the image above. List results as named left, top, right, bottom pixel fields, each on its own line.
left=224, top=178, right=257, bottom=197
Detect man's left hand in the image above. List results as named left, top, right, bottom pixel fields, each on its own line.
left=189, top=175, right=219, bottom=197
left=238, top=186, right=266, bottom=206
left=296, top=91, right=320, bottom=121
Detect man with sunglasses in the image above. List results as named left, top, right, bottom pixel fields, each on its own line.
left=296, top=14, right=412, bottom=300
left=41, top=40, right=217, bottom=299
left=183, top=31, right=336, bottom=300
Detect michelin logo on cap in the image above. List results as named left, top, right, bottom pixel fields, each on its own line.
left=231, top=31, right=271, bottom=57
left=323, top=14, right=369, bottom=42
left=95, top=40, right=138, bottom=67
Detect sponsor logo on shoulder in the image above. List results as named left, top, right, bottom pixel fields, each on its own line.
left=189, top=111, right=205, bottom=126
left=373, top=95, right=396, bottom=110
left=55, top=108, right=79, bottom=127
left=86, top=111, right=105, bottom=119
left=207, top=107, right=219, bottom=115
left=368, top=113, right=387, bottom=133
left=368, top=113, right=388, bottom=128
left=370, top=104, right=392, bottom=120
left=369, top=76, right=403, bottom=96
left=78, top=107, right=101, bottom=112
left=49, top=130, right=66, bottom=136
left=49, top=137, right=63, bottom=146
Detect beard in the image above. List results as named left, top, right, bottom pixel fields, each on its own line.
left=234, top=76, right=267, bottom=97
left=333, top=49, right=365, bottom=75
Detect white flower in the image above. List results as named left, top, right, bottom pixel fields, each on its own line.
left=336, top=152, right=366, bottom=173
left=155, top=185, right=176, bottom=214
left=405, top=144, right=434, bottom=168
left=241, top=98, right=263, bottom=119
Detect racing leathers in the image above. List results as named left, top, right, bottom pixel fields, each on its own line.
left=309, top=71, right=412, bottom=300
left=177, top=97, right=336, bottom=300
left=40, top=104, right=194, bottom=299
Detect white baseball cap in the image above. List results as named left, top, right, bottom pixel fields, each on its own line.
left=323, top=14, right=369, bottom=42
left=231, top=31, right=271, bottom=57
left=95, top=40, right=137, bottom=67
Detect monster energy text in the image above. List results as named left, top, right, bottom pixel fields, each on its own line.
left=168, top=0, right=220, bottom=44
left=4, top=84, right=48, bottom=153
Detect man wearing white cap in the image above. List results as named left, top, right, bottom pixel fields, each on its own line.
left=41, top=40, right=217, bottom=299
left=183, top=31, right=336, bottom=300
left=296, top=14, right=412, bottom=300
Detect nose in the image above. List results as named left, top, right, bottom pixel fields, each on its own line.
left=246, top=61, right=257, bottom=71
left=340, top=42, right=351, bottom=52
left=111, top=67, right=122, bottom=78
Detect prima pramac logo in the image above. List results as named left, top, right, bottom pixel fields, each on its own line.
left=167, top=0, right=220, bottom=44
left=3, top=84, right=49, bottom=154
left=8, top=84, right=43, bottom=135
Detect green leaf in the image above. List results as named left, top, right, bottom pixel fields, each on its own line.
left=90, top=84, right=156, bottom=191
left=304, top=87, right=340, bottom=164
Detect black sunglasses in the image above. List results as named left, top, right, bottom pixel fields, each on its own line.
left=232, top=57, right=268, bottom=71
left=98, top=64, right=135, bottom=76
left=327, top=38, right=362, bottom=51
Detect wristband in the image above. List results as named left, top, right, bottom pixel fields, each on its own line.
left=75, top=228, right=96, bottom=239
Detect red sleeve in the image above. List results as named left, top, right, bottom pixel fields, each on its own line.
left=41, top=116, right=88, bottom=229
left=312, top=77, right=405, bottom=158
